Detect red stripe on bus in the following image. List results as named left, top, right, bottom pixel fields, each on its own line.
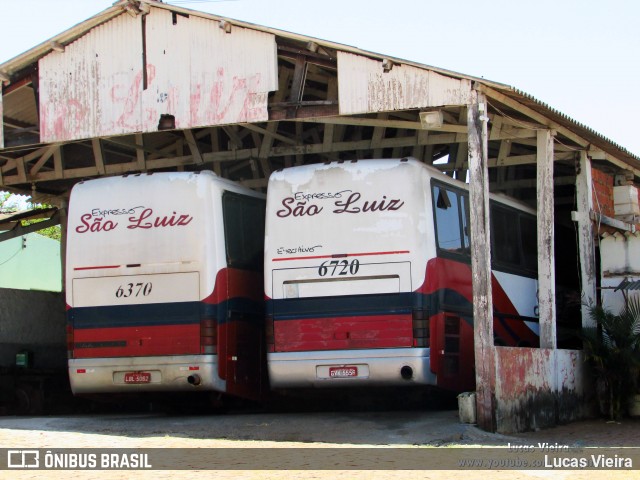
left=272, top=250, right=410, bottom=262
left=74, top=265, right=120, bottom=271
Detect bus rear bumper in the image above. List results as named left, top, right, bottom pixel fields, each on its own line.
left=267, top=348, right=435, bottom=388
left=68, top=355, right=225, bottom=394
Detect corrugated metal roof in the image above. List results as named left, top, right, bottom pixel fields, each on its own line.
left=1, top=0, right=638, bottom=167
left=495, top=87, right=640, bottom=167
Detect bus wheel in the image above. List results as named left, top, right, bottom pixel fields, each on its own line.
left=14, top=384, right=43, bottom=415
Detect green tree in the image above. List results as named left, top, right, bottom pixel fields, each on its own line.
left=0, top=192, right=61, bottom=241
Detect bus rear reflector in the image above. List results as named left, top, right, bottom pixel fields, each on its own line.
left=200, top=317, right=217, bottom=354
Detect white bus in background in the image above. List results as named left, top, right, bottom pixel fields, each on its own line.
left=66, top=171, right=266, bottom=402
left=264, top=158, right=540, bottom=392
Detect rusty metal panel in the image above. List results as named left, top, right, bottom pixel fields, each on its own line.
left=39, top=7, right=277, bottom=143
left=337, top=52, right=471, bottom=115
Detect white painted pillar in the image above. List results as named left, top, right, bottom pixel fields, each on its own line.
left=575, top=151, right=597, bottom=328
left=537, top=129, right=557, bottom=349
left=468, top=89, right=496, bottom=432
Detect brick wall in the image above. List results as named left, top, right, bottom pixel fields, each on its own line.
left=592, top=168, right=615, bottom=217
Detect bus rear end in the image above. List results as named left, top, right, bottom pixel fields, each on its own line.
left=264, top=159, right=436, bottom=388
left=66, top=172, right=265, bottom=399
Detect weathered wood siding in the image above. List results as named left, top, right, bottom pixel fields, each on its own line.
left=337, top=52, right=471, bottom=115
left=39, top=7, right=277, bottom=142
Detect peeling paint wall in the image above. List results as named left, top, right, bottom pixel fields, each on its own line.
left=337, top=52, right=471, bottom=115
left=39, top=7, right=277, bottom=142
left=600, top=231, right=640, bottom=314
left=494, top=347, right=588, bottom=433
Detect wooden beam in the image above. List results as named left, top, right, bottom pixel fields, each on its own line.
left=480, top=85, right=640, bottom=178
left=222, top=126, right=244, bottom=150
left=92, top=138, right=106, bottom=175
left=468, top=90, right=496, bottom=433
left=489, top=175, right=576, bottom=190
left=0, top=130, right=456, bottom=186
left=29, top=144, right=60, bottom=176
left=241, top=123, right=297, bottom=146
left=16, top=157, right=27, bottom=183
left=574, top=151, right=597, bottom=327
left=295, top=115, right=468, bottom=133
left=287, top=53, right=308, bottom=117
left=454, top=108, right=468, bottom=180
left=184, top=129, right=203, bottom=164
left=371, top=112, right=388, bottom=158
left=439, top=152, right=575, bottom=172
left=135, top=133, right=147, bottom=171
left=104, top=137, right=176, bottom=159
left=412, top=130, right=429, bottom=161
left=537, top=129, right=557, bottom=349
left=209, top=129, right=221, bottom=176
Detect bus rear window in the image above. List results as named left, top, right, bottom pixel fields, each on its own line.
left=222, top=192, right=265, bottom=271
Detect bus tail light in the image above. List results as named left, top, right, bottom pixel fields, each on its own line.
left=66, top=324, right=74, bottom=359
left=200, top=317, right=217, bottom=354
left=265, top=315, right=274, bottom=353
left=412, top=309, right=429, bottom=347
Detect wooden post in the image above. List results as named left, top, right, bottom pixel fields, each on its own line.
left=468, top=89, right=496, bottom=432
left=575, top=151, right=597, bottom=328
left=537, top=129, right=557, bottom=349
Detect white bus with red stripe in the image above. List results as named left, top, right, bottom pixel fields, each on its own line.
left=264, top=158, right=539, bottom=392
left=66, top=171, right=266, bottom=401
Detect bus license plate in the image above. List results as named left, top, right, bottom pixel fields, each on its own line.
left=124, top=372, right=151, bottom=384
left=329, top=366, right=358, bottom=378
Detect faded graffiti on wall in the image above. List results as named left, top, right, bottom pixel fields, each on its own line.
left=39, top=8, right=277, bottom=143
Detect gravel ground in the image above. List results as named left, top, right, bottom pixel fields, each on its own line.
left=0, top=408, right=638, bottom=480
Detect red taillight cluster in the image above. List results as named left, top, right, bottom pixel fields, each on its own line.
left=265, top=315, right=274, bottom=353
left=412, top=309, right=429, bottom=347
left=66, top=324, right=74, bottom=359
left=200, top=317, right=217, bottom=354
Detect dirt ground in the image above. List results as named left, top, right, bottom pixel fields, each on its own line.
left=0, top=407, right=638, bottom=480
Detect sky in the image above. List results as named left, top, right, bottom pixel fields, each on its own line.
left=1, top=0, right=639, bottom=157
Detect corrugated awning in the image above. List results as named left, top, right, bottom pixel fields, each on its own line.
left=614, top=278, right=640, bottom=291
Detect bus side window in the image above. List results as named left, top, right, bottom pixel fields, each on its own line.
left=491, top=207, right=520, bottom=265
left=222, top=192, right=266, bottom=271
left=520, top=214, right=537, bottom=271
left=433, top=185, right=463, bottom=252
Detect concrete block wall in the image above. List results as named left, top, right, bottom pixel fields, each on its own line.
left=494, top=347, right=591, bottom=433
left=0, top=288, right=66, bottom=369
